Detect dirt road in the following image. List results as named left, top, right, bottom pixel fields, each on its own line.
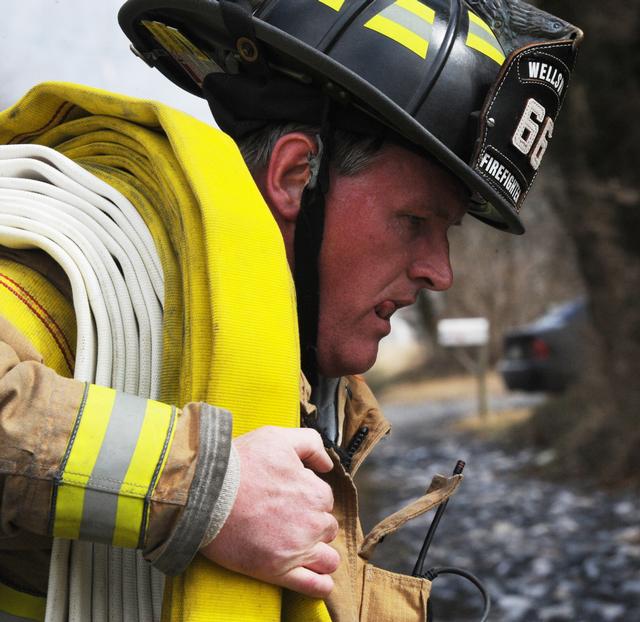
left=356, top=376, right=639, bottom=622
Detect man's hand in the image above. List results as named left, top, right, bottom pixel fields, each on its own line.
left=201, top=427, right=340, bottom=598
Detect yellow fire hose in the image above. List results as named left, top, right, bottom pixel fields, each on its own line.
left=0, top=82, right=332, bottom=622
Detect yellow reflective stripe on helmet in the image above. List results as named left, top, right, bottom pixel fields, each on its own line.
left=396, top=0, right=436, bottom=23
left=318, top=0, right=345, bottom=10
left=53, top=384, right=115, bottom=540
left=53, top=385, right=176, bottom=548
left=364, top=0, right=435, bottom=59
left=467, top=11, right=505, bottom=65
left=0, top=583, right=46, bottom=622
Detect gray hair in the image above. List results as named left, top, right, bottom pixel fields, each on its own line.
left=237, top=123, right=384, bottom=176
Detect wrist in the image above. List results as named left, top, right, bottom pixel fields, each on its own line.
left=200, top=443, right=240, bottom=548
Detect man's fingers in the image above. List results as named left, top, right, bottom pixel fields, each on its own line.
left=321, top=513, right=339, bottom=543
left=281, top=566, right=335, bottom=599
left=301, top=470, right=334, bottom=512
left=291, top=429, right=333, bottom=473
left=206, top=426, right=341, bottom=595
left=303, top=542, right=340, bottom=575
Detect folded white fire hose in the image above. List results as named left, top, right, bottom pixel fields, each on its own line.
left=0, top=144, right=165, bottom=621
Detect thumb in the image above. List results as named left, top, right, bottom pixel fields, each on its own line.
left=280, top=566, right=335, bottom=599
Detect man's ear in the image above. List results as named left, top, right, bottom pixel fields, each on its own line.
left=262, top=132, right=318, bottom=223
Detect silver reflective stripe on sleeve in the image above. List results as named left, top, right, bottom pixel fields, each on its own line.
left=79, top=392, right=152, bottom=544
left=52, top=384, right=176, bottom=549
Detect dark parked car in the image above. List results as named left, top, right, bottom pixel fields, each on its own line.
left=498, top=299, right=589, bottom=392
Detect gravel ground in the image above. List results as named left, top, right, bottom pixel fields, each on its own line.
left=355, top=390, right=640, bottom=622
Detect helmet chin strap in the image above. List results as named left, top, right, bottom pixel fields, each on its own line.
left=293, top=96, right=332, bottom=388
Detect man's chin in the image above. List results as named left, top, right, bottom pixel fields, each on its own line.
left=317, top=345, right=379, bottom=378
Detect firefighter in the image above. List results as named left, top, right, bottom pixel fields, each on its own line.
left=0, top=0, right=581, bottom=620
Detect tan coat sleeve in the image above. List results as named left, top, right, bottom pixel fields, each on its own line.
left=0, top=315, right=236, bottom=581
left=0, top=315, right=84, bottom=539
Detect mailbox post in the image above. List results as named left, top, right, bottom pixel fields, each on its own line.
left=437, top=318, right=490, bottom=418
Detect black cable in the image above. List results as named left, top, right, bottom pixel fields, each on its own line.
left=412, top=460, right=466, bottom=577
left=423, top=566, right=491, bottom=622
left=411, top=460, right=491, bottom=621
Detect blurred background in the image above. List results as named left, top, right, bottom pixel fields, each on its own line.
left=2, top=1, right=639, bottom=621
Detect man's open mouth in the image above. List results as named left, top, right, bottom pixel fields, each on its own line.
left=375, top=301, right=397, bottom=321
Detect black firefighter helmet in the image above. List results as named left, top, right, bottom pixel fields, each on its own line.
left=119, top=0, right=582, bottom=234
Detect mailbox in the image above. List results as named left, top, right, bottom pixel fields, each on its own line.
left=437, top=318, right=489, bottom=347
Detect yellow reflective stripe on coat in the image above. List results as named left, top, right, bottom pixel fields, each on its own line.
left=53, top=384, right=176, bottom=548
left=0, top=82, right=331, bottom=622
left=467, top=10, right=505, bottom=65
left=0, top=583, right=46, bottom=622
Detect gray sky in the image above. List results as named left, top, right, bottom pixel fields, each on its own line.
left=2, top=0, right=213, bottom=122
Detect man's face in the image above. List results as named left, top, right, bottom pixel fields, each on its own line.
left=316, top=143, right=468, bottom=377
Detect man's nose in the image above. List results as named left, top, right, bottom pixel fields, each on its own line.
left=407, top=237, right=453, bottom=292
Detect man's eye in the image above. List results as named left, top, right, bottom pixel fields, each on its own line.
left=405, top=214, right=425, bottom=228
